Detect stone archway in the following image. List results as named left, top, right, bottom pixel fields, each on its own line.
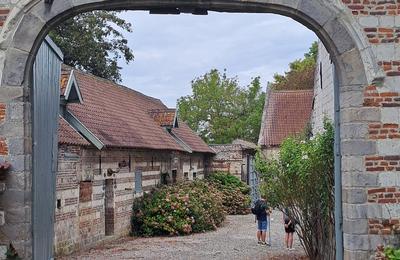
left=0, top=0, right=397, bottom=259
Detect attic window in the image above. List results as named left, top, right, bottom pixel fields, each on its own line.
left=64, top=71, right=83, bottom=104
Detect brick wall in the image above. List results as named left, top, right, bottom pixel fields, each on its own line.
left=54, top=145, right=209, bottom=256
left=364, top=85, right=400, bottom=107
left=342, top=1, right=400, bottom=15
left=0, top=9, right=9, bottom=27
left=79, top=181, right=92, bottom=203
left=209, top=144, right=248, bottom=180
left=364, top=27, right=400, bottom=44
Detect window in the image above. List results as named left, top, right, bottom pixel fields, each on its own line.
left=56, top=199, right=61, bottom=210
left=184, top=172, right=189, bottom=181
left=319, top=62, right=323, bottom=89
left=135, top=170, right=142, bottom=193
left=193, top=172, right=197, bottom=180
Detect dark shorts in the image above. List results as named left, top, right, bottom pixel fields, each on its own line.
left=258, top=220, right=268, bottom=231
left=285, top=222, right=295, bottom=233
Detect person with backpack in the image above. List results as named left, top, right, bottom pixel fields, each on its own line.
left=252, top=198, right=271, bottom=246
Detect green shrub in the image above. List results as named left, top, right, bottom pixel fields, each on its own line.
left=208, top=172, right=250, bottom=194
left=207, top=172, right=251, bottom=215
left=384, top=246, right=400, bottom=260
left=131, top=181, right=226, bottom=237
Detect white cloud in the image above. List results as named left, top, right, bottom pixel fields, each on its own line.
left=118, top=11, right=317, bottom=107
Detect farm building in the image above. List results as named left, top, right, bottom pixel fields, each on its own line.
left=55, top=65, right=214, bottom=254
left=210, top=139, right=257, bottom=183
left=258, top=89, right=314, bottom=159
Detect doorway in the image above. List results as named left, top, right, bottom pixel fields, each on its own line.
left=104, top=179, right=114, bottom=236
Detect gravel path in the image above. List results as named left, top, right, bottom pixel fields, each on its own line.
left=59, top=211, right=307, bottom=260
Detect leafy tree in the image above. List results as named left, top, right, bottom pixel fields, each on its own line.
left=177, top=69, right=265, bottom=144
left=49, top=11, right=134, bottom=82
left=270, top=41, right=318, bottom=91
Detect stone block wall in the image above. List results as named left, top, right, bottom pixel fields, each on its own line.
left=54, top=145, right=209, bottom=256
left=55, top=145, right=81, bottom=255
left=181, top=153, right=206, bottom=181
left=340, top=0, right=400, bottom=257
left=210, top=144, right=248, bottom=181
left=311, top=41, right=335, bottom=134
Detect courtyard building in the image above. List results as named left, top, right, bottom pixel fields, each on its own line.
left=258, top=89, right=314, bottom=158
left=210, top=139, right=257, bottom=183
left=55, top=64, right=214, bottom=255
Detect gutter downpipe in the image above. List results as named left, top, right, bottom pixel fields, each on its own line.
left=333, top=65, right=343, bottom=260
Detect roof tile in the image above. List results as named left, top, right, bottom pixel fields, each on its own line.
left=65, top=69, right=212, bottom=153
left=58, top=116, right=90, bottom=146
left=258, top=90, right=313, bottom=147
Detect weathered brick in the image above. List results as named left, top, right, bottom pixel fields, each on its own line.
left=0, top=138, right=8, bottom=155
left=0, top=104, right=5, bottom=123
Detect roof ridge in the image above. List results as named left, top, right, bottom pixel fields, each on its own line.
left=68, top=65, right=165, bottom=106
left=270, top=89, right=314, bottom=93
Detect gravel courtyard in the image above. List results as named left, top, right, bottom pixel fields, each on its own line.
left=59, top=211, right=306, bottom=260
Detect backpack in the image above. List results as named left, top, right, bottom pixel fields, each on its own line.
left=251, top=199, right=266, bottom=215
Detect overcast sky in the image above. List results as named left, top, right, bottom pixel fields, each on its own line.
left=118, top=11, right=317, bottom=107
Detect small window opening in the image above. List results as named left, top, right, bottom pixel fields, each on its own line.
left=319, top=62, right=323, bottom=89
left=57, top=199, right=61, bottom=209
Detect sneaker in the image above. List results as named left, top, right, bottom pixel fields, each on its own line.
left=266, top=242, right=271, bottom=246
left=289, top=247, right=295, bottom=251
left=260, top=241, right=267, bottom=245
left=257, top=241, right=262, bottom=245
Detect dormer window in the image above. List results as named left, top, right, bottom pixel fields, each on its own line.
left=64, top=70, right=83, bottom=104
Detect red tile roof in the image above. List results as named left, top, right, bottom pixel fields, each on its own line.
left=258, top=90, right=313, bottom=147
left=58, top=116, right=90, bottom=146
left=65, top=69, right=213, bottom=153
left=172, top=121, right=215, bottom=154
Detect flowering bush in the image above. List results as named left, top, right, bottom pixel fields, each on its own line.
left=131, top=181, right=226, bottom=236
left=207, top=172, right=251, bottom=215
left=256, top=119, right=335, bottom=259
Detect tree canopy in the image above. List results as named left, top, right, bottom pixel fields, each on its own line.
left=49, top=11, right=134, bottom=82
left=177, top=69, right=265, bottom=144
left=270, top=41, right=318, bottom=91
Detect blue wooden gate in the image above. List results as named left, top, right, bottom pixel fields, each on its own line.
left=248, top=156, right=261, bottom=208
left=32, top=37, right=63, bottom=260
